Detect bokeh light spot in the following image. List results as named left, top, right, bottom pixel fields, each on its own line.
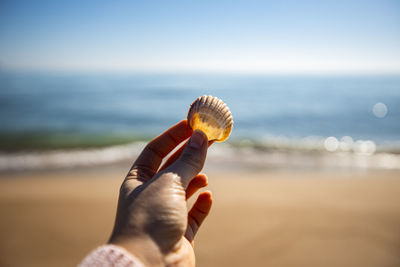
left=355, top=140, right=376, bottom=155
left=324, top=136, right=339, bottom=152
left=372, top=102, right=388, bottom=118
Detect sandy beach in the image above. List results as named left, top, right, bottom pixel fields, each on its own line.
left=0, top=166, right=399, bottom=267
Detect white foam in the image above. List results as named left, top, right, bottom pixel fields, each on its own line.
left=1, top=139, right=400, bottom=172
left=0, top=142, right=145, bottom=171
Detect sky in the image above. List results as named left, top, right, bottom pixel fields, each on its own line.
left=0, top=0, right=399, bottom=74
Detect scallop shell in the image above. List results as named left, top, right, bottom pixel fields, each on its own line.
left=187, top=95, right=233, bottom=142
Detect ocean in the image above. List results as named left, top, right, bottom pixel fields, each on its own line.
left=1, top=71, right=400, bottom=171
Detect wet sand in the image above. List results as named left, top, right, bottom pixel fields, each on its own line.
left=0, top=167, right=399, bottom=267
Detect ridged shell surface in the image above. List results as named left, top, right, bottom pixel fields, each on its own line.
left=187, top=95, right=233, bottom=142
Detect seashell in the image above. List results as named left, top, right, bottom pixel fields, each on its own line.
left=187, top=95, right=233, bottom=142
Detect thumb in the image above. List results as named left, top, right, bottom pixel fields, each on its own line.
left=160, top=129, right=208, bottom=188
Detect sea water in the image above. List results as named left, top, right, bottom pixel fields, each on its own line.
left=1, top=71, right=399, bottom=171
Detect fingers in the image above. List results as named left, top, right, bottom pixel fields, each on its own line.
left=159, top=140, right=214, bottom=172
left=186, top=174, right=208, bottom=199
left=185, top=191, right=213, bottom=243
left=128, top=120, right=192, bottom=181
left=158, top=130, right=208, bottom=188
left=158, top=140, right=189, bottom=172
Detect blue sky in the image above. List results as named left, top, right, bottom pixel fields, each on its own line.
left=0, top=0, right=399, bottom=74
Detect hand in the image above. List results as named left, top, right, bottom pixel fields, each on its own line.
left=108, top=120, right=213, bottom=266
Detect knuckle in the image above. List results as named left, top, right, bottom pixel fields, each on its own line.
left=130, top=165, right=155, bottom=181
left=158, top=173, right=185, bottom=194
left=160, top=172, right=180, bottom=183
left=144, top=143, right=166, bottom=159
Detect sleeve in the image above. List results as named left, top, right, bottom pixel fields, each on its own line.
left=78, top=244, right=145, bottom=267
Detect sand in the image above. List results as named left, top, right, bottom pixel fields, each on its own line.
left=0, top=167, right=400, bottom=267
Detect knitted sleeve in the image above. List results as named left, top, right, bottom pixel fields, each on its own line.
left=79, top=244, right=145, bottom=267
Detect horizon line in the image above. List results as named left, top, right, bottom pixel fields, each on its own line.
left=1, top=66, right=400, bottom=76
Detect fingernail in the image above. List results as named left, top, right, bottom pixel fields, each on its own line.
left=189, top=130, right=205, bottom=149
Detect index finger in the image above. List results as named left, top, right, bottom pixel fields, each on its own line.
left=128, top=120, right=193, bottom=181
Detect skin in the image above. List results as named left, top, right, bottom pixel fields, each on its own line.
left=109, top=120, right=213, bottom=266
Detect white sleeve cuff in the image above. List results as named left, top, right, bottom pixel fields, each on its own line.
left=79, top=244, right=145, bottom=267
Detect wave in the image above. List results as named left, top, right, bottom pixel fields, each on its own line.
left=0, top=142, right=146, bottom=172
left=1, top=136, right=400, bottom=172
left=231, top=135, right=400, bottom=155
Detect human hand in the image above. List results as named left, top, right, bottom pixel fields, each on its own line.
left=108, top=120, right=213, bottom=266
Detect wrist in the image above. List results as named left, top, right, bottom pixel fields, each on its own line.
left=109, top=235, right=164, bottom=267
